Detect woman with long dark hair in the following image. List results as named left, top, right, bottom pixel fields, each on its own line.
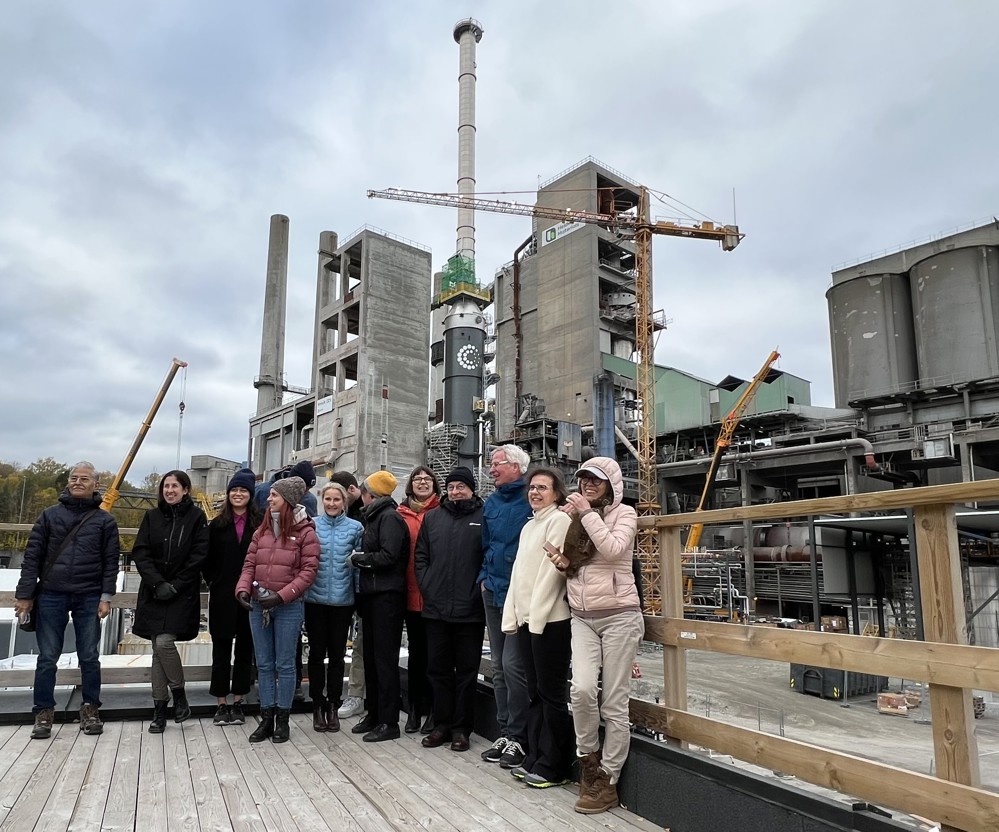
left=203, top=468, right=263, bottom=727
left=132, top=470, right=210, bottom=733
left=397, top=465, right=441, bottom=733
left=236, top=476, right=318, bottom=743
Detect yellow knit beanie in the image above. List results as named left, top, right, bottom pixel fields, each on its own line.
left=364, top=470, right=398, bottom=497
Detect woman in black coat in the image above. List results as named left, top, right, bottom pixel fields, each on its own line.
left=203, top=468, right=262, bottom=727
left=132, top=470, right=209, bottom=733
left=414, top=467, right=485, bottom=753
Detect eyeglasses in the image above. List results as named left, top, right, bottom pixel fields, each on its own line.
left=68, top=476, right=94, bottom=483
left=412, top=476, right=435, bottom=484
left=446, top=484, right=471, bottom=492
left=527, top=484, right=551, bottom=493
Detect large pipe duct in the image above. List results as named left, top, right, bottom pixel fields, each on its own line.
left=453, top=18, right=483, bottom=265
left=657, top=438, right=880, bottom=472
left=255, top=214, right=290, bottom=413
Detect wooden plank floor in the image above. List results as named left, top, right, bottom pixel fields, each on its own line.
left=0, top=717, right=664, bottom=831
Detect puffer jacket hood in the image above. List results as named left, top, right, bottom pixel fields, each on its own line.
left=576, top=456, right=624, bottom=508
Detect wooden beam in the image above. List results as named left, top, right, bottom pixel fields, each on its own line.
left=639, top=478, right=999, bottom=528
left=660, top=527, right=685, bottom=732
left=643, top=617, right=999, bottom=692
left=629, top=700, right=999, bottom=832
left=914, top=503, right=981, bottom=790
left=0, top=592, right=208, bottom=608
left=0, top=665, right=214, bottom=688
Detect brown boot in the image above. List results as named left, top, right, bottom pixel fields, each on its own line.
left=575, top=764, right=618, bottom=814
left=576, top=750, right=601, bottom=795
left=31, top=708, right=55, bottom=740
left=312, top=698, right=328, bottom=732
left=325, top=702, right=340, bottom=733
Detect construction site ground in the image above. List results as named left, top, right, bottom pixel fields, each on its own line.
left=631, top=642, right=999, bottom=810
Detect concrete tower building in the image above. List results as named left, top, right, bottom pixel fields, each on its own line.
left=493, top=158, right=648, bottom=444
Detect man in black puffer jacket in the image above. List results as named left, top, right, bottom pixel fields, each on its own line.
left=414, top=466, right=485, bottom=753
left=15, top=461, right=120, bottom=739
left=349, top=470, right=409, bottom=743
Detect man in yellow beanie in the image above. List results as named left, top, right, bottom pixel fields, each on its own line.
left=347, top=470, right=409, bottom=742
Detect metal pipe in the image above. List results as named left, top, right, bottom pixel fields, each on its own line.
left=656, top=437, right=880, bottom=471
left=615, top=425, right=643, bottom=462
left=512, top=234, right=531, bottom=407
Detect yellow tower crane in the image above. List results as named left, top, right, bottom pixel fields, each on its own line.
left=368, top=186, right=743, bottom=612
left=685, top=348, right=780, bottom=552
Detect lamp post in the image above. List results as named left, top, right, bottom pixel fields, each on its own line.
left=15, top=475, right=27, bottom=550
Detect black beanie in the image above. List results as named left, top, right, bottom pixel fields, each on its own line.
left=227, top=468, right=256, bottom=494
left=289, top=460, right=317, bottom=488
left=446, top=466, right=476, bottom=492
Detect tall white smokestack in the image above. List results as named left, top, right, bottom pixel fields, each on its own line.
left=255, top=213, right=290, bottom=413
left=453, top=18, right=483, bottom=266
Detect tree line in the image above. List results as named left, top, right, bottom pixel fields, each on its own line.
left=0, top=458, right=162, bottom=552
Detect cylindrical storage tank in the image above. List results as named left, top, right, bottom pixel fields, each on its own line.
left=911, top=246, right=999, bottom=385
left=826, top=273, right=917, bottom=406
left=611, top=337, right=634, bottom=358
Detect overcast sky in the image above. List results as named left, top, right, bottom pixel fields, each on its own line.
left=2, top=1, right=996, bottom=482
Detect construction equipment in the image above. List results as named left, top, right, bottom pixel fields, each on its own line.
left=369, top=185, right=743, bottom=611
left=685, top=349, right=779, bottom=552
left=101, top=358, right=188, bottom=512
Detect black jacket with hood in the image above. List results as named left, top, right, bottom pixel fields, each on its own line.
left=414, top=495, right=485, bottom=623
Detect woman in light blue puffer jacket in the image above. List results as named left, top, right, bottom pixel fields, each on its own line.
left=303, top=482, right=363, bottom=732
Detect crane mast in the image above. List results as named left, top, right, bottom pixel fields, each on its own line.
left=685, top=349, right=780, bottom=552
left=368, top=185, right=742, bottom=612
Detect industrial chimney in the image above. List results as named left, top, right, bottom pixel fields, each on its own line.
left=453, top=18, right=483, bottom=265
left=254, top=214, right=290, bottom=413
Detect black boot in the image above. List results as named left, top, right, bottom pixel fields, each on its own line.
left=249, top=708, right=275, bottom=743
left=273, top=708, right=291, bottom=744
left=171, top=686, right=191, bottom=723
left=405, top=707, right=421, bottom=734
left=148, top=700, right=168, bottom=734
left=420, top=713, right=435, bottom=735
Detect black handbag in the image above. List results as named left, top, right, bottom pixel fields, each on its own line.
left=19, top=510, right=100, bottom=632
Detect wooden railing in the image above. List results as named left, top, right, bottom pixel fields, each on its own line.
left=632, top=479, right=999, bottom=832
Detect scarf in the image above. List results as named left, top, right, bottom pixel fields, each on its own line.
left=562, top=492, right=612, bottom=578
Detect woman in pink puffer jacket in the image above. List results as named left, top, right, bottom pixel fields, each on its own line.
left=550, top=456, right=641, bottom=814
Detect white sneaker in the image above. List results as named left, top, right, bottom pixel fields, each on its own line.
left=338, top=696, right=365, bottom=718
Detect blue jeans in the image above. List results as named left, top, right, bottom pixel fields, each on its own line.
left=249, top=599, right=304, bottom=710
left=482, top=588, right=528, bottom=744
left=34, top=590, right=102, bottom=712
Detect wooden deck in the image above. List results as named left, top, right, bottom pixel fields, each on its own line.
left=0, top=715, right=663, bottom=832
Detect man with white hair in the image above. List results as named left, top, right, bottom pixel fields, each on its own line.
left=478, top=444, right=533, bottom=768
left=14, top=462, right=120, bottom=739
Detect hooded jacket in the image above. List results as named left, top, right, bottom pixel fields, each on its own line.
left=398, top=493, right=440, bottom=612
left=478, top=478, right=533, bottom=607
left=236, top=506, right=319, bottom=604
left=132, top=495, right=210, bottom=642
left=414, top=495, right=485, bottom=623
left=16, top=490, right=120, bottom=600
left=353, top=496, right=410, bottom=594
left=565, top=456, right=640, bottom=616
left=304, top=510, right=363, bottom=606
left=204, top=507, right=260, bottom=639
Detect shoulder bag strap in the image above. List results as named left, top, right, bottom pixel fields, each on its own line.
left=36, top=509, right=101, bottom=592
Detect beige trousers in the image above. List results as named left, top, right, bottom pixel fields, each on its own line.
left=569, top=610, right=644, bottom=783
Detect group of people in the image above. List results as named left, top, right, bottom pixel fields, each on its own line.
left=14, top=446, right=645, bottom=815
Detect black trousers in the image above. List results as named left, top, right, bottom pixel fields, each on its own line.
left=304, top=602, right=355, bottom=706
left=356, top=590, right=405, bottom=725
left=518, top=619, right=574, bottom=782
left=404, top=611, right=431, bottom=713
left=425, top=618, right=484, bottom=736
left=209, top=605, right=253, bottom=698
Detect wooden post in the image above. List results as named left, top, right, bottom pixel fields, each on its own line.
left=661, top=526, right=686, bottom=744
left=913, top=503, right=980, bottom=797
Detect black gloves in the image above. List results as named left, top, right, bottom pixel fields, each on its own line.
left=236, top=592, right=251, bottom=611
left=154, top=582, right=178, bottom=601
left=258, top=593, right=282, bottom=610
